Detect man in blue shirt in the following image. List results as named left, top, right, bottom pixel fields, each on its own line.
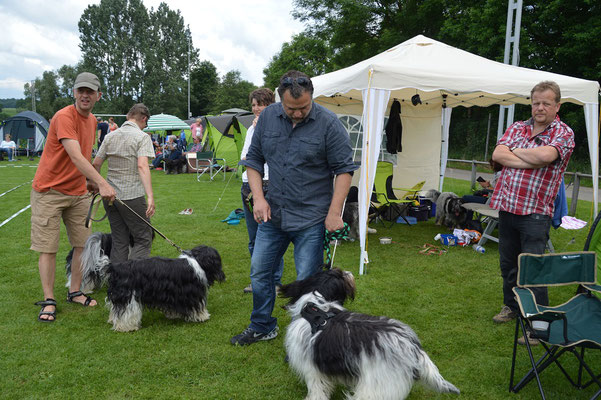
left=231, top=70, right=358, bottom=346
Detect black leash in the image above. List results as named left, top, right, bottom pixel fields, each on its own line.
left=85, top=193, right=107, bottom=228
left=86, top=194, right=185, bottom=254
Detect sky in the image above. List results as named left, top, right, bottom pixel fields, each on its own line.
left=0, top=0, right=305, bottom=99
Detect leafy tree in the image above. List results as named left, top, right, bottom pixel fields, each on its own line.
left=190, top=60, right=219, bottom=117
left=143, top=3, right=193, bottom=118
left=263, top=32, right=334, bottom=88
left=79, top=0, right=150, bottom=113
left=213, top=70, right=256, bottom=113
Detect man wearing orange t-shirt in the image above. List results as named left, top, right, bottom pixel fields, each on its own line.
left=31, top=72, right=116, bottom=323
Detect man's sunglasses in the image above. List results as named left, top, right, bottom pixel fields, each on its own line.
left=281, top=76, right=310, bottom=87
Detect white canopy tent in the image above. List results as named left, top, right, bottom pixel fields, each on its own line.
left=311, top=35, right=600, bottom=275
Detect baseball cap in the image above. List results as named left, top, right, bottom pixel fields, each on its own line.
left=74, top=72, right=101, bottom=92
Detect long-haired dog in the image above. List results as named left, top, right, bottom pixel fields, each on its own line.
left=279, top=268, right=460, bottom=400
left=433, top=191, right=467, bottom=229
left=65, top=232, right=113, bottom=293
left=106, top=245, right=225, bottom=332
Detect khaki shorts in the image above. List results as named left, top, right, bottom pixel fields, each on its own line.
left=30, top=189, right=92, bottom=253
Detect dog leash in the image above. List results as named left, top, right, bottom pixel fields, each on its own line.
left=85, top=194, right=107, bottom=228
left=323, top=223, right=350, bottom=268
left=86, top=194, right=185, bottom=253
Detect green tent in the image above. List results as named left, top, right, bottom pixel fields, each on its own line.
left=202, top=110, right=254, bottom=176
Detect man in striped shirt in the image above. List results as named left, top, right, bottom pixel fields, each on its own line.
left=489, top=81, right=574, bottom=344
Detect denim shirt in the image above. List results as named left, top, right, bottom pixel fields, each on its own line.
left=240, top=101, right=358, bottom=231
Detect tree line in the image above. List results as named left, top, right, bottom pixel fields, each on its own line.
left=262, top=0, right=600, bottom=168
left=14, top=0, right=600, bottom=168
left=18, top=0, right=256, bottom=121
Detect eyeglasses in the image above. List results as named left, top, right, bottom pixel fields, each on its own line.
left=281, top=76, right=310, bottom=87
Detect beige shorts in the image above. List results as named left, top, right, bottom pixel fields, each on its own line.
left=30, top=189, right=92, bottom=253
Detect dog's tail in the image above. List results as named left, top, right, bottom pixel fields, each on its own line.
left=418, top=350, right=460, bottom=395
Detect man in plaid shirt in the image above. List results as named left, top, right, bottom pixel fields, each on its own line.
left=489, top=81, right=575, bottom=345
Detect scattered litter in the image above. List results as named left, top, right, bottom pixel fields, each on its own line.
left=434, top=233, right=458, bottom=246
left=452, top=229, right=481, bottom=246
left=419, top=243, right=447, bottom=255
left=179, top=208, right=193, bottom=215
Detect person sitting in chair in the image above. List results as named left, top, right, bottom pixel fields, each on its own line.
left=0, top=134, right=17, bottom=161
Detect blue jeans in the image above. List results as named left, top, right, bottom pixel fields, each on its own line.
left=249, top=221, right=324, bottom=333
left=0, top=147, right=14, bottom=161
left=498, top=211, right=551, bottom=311
left=241, top=183, right=283, bottom=285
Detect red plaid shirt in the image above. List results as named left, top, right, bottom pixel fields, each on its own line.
left=490, top=115, right=574, bottom=217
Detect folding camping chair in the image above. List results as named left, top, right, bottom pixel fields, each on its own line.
left=370, top=161, right=425, bottom=227
left=509, top=251, right=601, bottom=399
left=195, top=151, right=226, bottom=181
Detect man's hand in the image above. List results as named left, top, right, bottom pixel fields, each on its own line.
left=325, top=213, right=344, bottom=233
left=98, top=182, right=116, bottom=202
left=146, top=197, right=155, bottom=218
left=86, top=180, right=99, bottom=194
left=252, top=197, right=271, bottom=224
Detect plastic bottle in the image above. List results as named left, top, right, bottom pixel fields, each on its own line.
left=473, top=244, right=485, bottom=254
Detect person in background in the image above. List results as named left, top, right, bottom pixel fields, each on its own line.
left=240, top=88, right=283, bottom=294
left=232, top=70, right=358, bottom=346
left=0, top=133, right=17, bottom=161
left=151, top=135, right=175, bottom=169
left=490, top=81, right=574, bottom=346
left=30, top=72, right=116, bottom=322
left=108, top=117, right=118, bottom=132
left=93, top=103, right=155, bottom=262
left=190, top=118, right=204, bottom=140
left=97, top=118, right=109, bottom=147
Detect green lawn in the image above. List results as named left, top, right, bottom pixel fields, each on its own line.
left=1, top=158, right=599, bottom=399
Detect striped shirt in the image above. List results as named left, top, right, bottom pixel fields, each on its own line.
left=490, top=116, right=574, bottom=217
left=96, top=121, right=155, bottom=200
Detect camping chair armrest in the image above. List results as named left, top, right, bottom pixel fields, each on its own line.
left=513, top=287, right=540, bottom=317
left=582, top=283, right=601, bottom=294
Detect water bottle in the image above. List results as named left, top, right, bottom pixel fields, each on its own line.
left=473, top=244, right=485, bottom=254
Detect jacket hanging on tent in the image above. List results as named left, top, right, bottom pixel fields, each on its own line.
left=385, top=100, right=402, bottom=154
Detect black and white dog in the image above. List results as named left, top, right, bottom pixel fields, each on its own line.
left=65, top=232, right=113, bottom=293
left=430, top=190, right=467, bottom=229
left=279, top=268, right=460, bottom=400
left=106, top=245, right=225, bottom=332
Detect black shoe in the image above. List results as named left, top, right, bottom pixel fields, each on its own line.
left=230, top=327, right=278, bottom=346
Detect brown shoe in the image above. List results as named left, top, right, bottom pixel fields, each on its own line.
left=518, top=330, right=540, bottom=346
left=493, top=305, right=517, bottom=323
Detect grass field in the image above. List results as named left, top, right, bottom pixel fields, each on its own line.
left=1, top=157, right=599, bottom=399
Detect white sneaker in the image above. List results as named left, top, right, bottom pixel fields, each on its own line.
left=367, top=227, right=377, bottom=234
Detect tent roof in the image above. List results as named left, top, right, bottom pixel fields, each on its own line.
left=312, top=35, right=600, bottom=113
left=143, top=113, right=190, bottom=132
left=205, top=112, right=254, bottom=134
left=2, top=111, right=50, bottom=130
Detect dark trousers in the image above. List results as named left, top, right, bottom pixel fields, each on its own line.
left=103, top=196, right=153, bottom=263
left=498, top=211, right=551, bottom=311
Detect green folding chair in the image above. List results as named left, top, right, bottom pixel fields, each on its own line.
left=510, top=251, right=601, bottom=399
left=370, top=161, right=425, bottom=227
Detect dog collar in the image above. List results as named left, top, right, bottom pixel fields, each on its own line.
left=301, top=302, right=340, bottom=334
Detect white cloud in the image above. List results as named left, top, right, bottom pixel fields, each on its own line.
left=0, top=0, right=304, bottom=98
